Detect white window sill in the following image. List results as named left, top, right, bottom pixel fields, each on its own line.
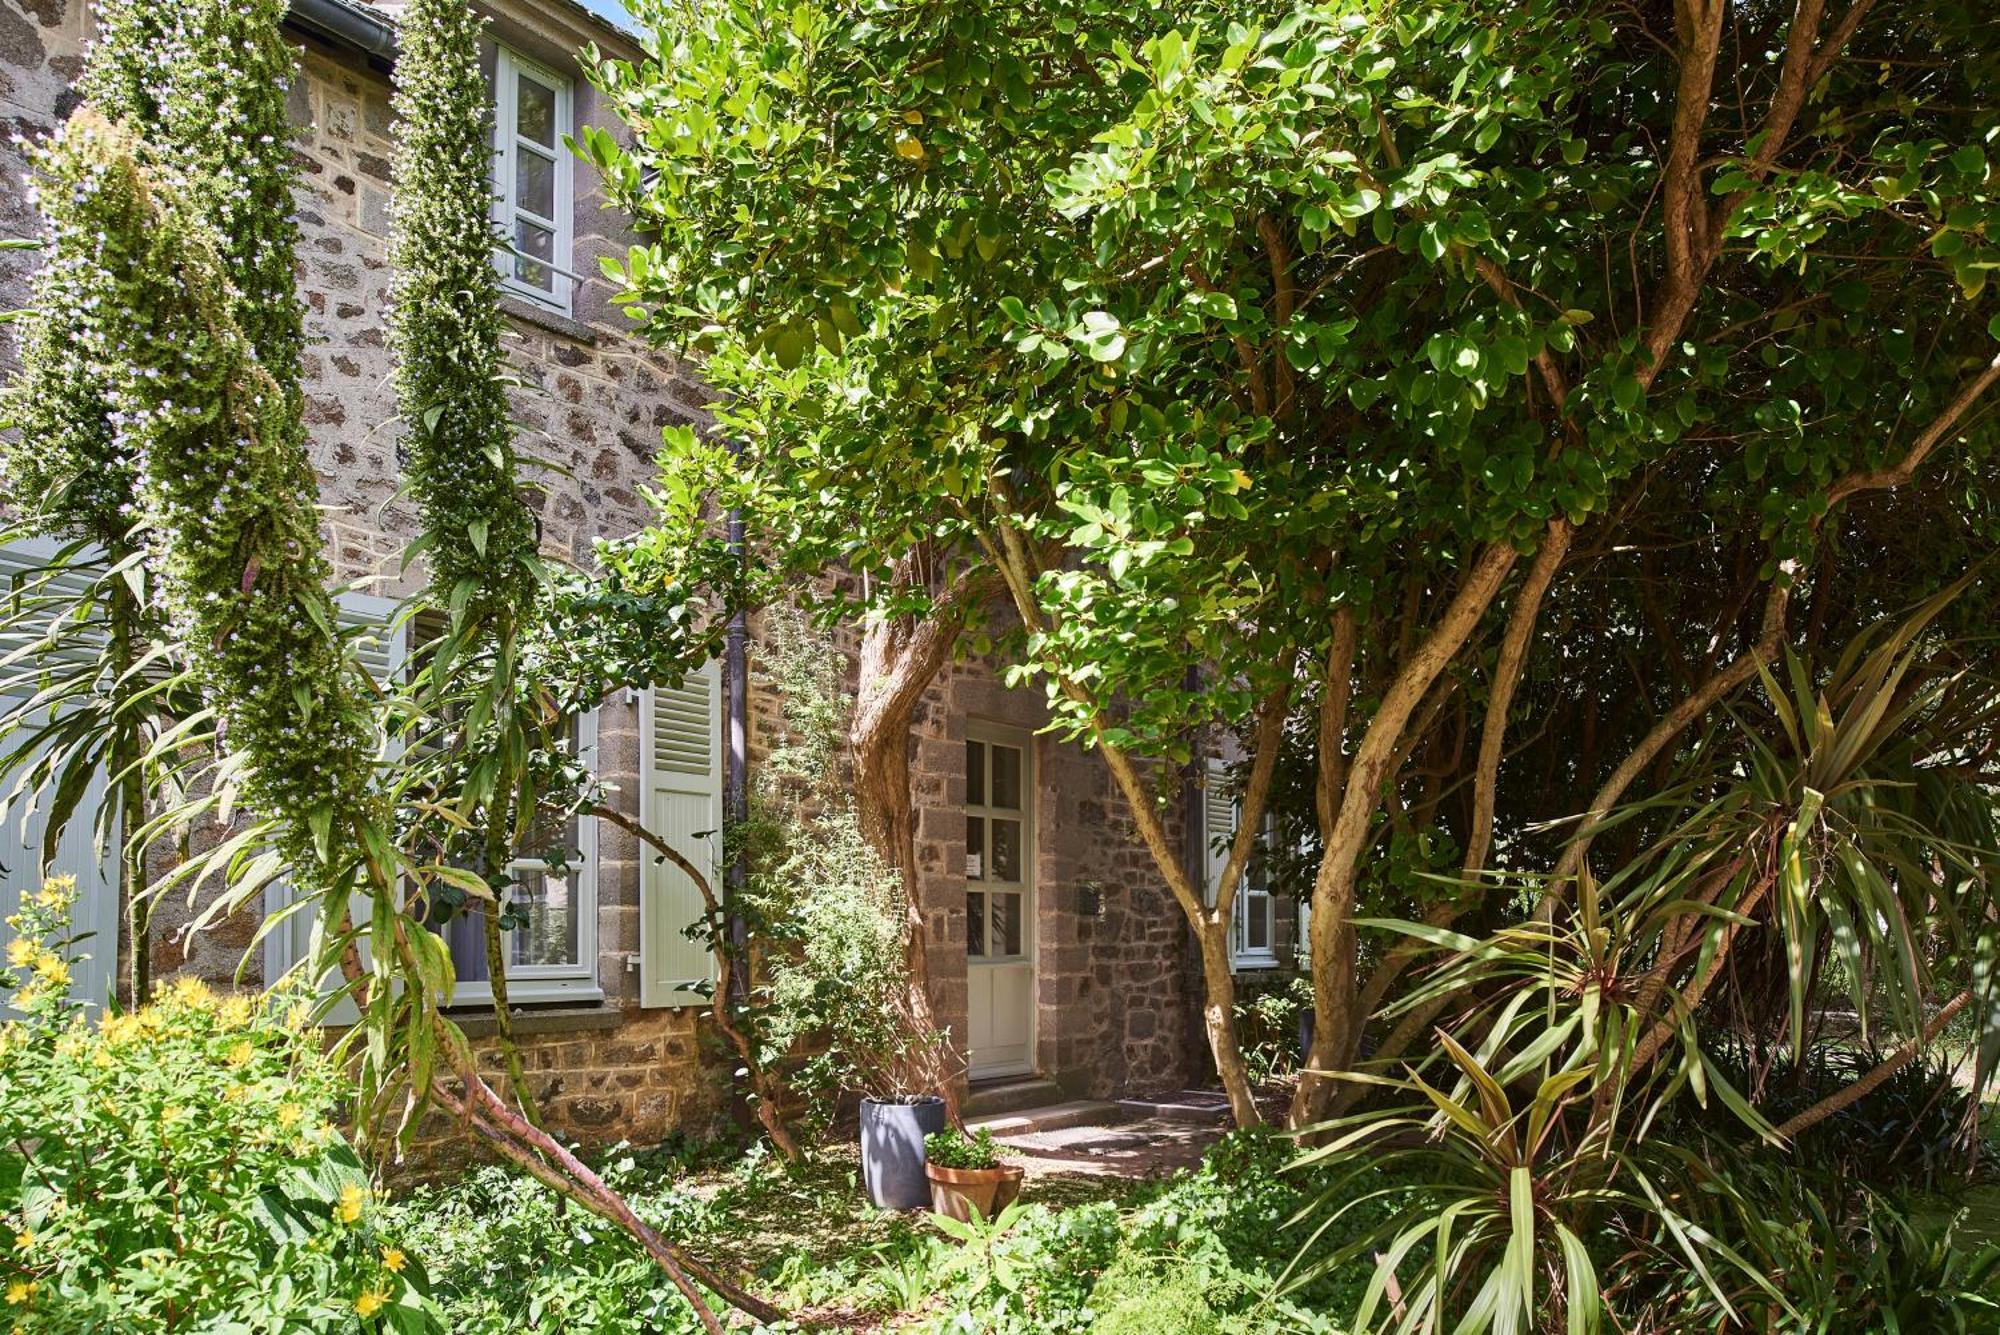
left=1231, top=953, right=1281, bottom=973
left=450, top=979, right=604, bottom=1008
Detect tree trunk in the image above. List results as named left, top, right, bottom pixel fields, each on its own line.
left=1194, top=918, right=1261, bottom=1127
left=848, top=564, right=995, bottom=1114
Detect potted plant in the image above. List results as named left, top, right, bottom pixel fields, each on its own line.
left=923, top=1127, right=1023, bottom=1222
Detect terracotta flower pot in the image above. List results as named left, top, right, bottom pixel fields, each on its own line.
left=925, top=1160, right=1024, bottom=1223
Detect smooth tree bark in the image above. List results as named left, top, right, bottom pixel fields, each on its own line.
left=848, top=553, right=998, bottom=1113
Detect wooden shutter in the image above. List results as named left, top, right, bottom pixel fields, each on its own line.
left=0, top=540, right=118, bottom=1013
left=1202, top=759, right=1236, bottom=909
left=639, top=662, right=720, bottom=1008
left=262, top=592, right=404, bottom=1012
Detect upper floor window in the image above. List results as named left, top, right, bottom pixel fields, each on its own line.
left=493, top=47, right=574, bottom=313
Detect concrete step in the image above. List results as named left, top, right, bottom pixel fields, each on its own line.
left=963, top=1076, right=1064, bottom=1119
left=968, top=1099, right=1127, bottom=1138
left=1115, top=1088, right=1234, bottom=1124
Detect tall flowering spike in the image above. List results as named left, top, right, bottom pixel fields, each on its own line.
left=3, top=0, right=304, bottom=538
left=81, top=0, right=306, bottom=403
left=37, top=112, right=375, bottom=879
left=390, top=0, right=539, bottom=619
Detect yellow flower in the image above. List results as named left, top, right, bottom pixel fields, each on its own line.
left=3, top=1279, right=31, bottom=1306
left=335, top=1182, right=366, bottom=1224
left=34, top=956, right=67, bottom=989
left=218, top=995, right=253, bottom=1029
left=170, top=977, right=211, bottom=1007
left=277, top=1102, right=303, bottom=1130
left=12, top=1231, right=32, bottom=1252
left=226, top=1040, right=255, bottom=1067
left=13, top=983, right=43, bottom=1011
left=380, top=1246, right=406, bottom=1273
left=4, top=939, right=33, bottom=969
left=354, top=1284, right=390, bottom=1318
left=98, top=1013, right=139, bottom=1043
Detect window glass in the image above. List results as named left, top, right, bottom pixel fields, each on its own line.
left=965, top=739, right=985, bottom=806
left=990, top=817, right=1022, bottom=883
left=514, top=219, right=555, bottom=290
left=967, top=891, right=987, bottom=956
left=965, top=814, right=985, bottom=880
left=1244, top=893, right=1270, bottom=951
left=992, top=892, right=1022, bottom=957
left=517, top=74, right=557, bottom=146
left=990, top=744, right=1022, bottom=810
left=516, top=150, right=555, bottom=218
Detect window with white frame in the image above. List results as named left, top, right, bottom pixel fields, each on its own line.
left=1203, top=760, right=1279, bottom=971
left=435, top=713, right=602, bottom=1006
left=492, top=47, right=574, bottom=313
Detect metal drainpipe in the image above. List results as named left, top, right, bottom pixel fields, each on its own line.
left=724, top=445, right=751, bottom=999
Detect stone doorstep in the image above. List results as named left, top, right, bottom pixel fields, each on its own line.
left=962, top=1075, right=1064, bottom=1119
left=967, top=1098, right=1130, bottom=1138
left=1112, top=1088, right=1235, bottom=1124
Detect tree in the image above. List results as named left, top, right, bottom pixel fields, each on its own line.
left=590, top=0, right=1998, bottom=1129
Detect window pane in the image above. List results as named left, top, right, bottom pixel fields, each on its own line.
left=990, top=817, right=1021, bottom=883
left=442, top=904, right=489, bottom=983
left=965, top=815, right=985, bottom=881
left=514, top=219, right=555, bottom=290
left=515, top=147, right=555, bottom=219
left=965, top=739, right=985, bottom=806
left=1245, top=892, right=1270, bottom=951
left=966, top=890, right=986, bottom=957
left=990, top=744, right=1022, bottom=810
left=517, top=74, right=557, bottom=147
left=510, top=864, right=581, bottom=968
left=993, top=892, right=1022, bottom=957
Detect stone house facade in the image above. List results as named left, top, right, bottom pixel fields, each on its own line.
left=0, top=0, right=1298, bottom=1156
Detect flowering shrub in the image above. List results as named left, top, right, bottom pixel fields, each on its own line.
left=0, top=877, right=438, bottom=1333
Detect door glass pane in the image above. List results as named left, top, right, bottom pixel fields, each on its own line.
left=513, top=219, right=555, bottom=290
left=965, top=815, right=985, bottom=880
left=993, top=892, right=1022, bottom=957
left=515, top=147, right=555, bottom=218
left=965, top=739, right=985, bottom=806
left=990, top=817, right=1021, bottom=883
left=966, top=890, right=986, bottom=957
left=517, top=74, right=557, bottom=147
left=990, top=744, right=1022, bottom=810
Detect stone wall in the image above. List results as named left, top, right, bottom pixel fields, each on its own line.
left=0, top=0, right=1209, bottom=1156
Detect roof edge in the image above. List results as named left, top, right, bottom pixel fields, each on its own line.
left=287, top=0, right=398, bottom=60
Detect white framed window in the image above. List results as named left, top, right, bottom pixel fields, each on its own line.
left=1203, top=760, right=1279, bottom=971
left=265, top=606, right=603, bottom=1010
left=441, top=711, right=602, bottom=1006
left=492, top=47, right=574, bottom=313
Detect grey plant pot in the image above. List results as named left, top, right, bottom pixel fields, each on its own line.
left=859, top=1094, right=947, bottom=1210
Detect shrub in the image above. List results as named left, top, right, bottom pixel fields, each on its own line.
left=0, top=877, right=434, bottom=1332
left=381, top=1154, right=719, bottom=1335
left=926, top=1128, right=1004, bottom=1170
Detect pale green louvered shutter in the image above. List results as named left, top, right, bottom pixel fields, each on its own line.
left=1202, top=758, right=1236, bottom=910
left=0, top=539, right=118, bottom=1014
left=639, top=662, right=720, bottom=1008
left=262, top=592, right=404, bottom=1012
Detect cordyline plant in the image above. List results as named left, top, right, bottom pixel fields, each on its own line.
left=0, top=5, right=774, bottom=1328
left=588, top=0, right=2000, bottom=1133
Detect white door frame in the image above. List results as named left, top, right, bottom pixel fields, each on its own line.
left=963, top=720, right=1036, bottom=1079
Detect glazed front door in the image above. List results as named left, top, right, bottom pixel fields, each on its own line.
left=964, top=725, right=1033, bottom=1077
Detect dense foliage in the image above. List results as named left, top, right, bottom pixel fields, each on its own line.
left=591, top=0, right=2000, bottom=1133
left=0, top=879, right=436, bottom=1333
